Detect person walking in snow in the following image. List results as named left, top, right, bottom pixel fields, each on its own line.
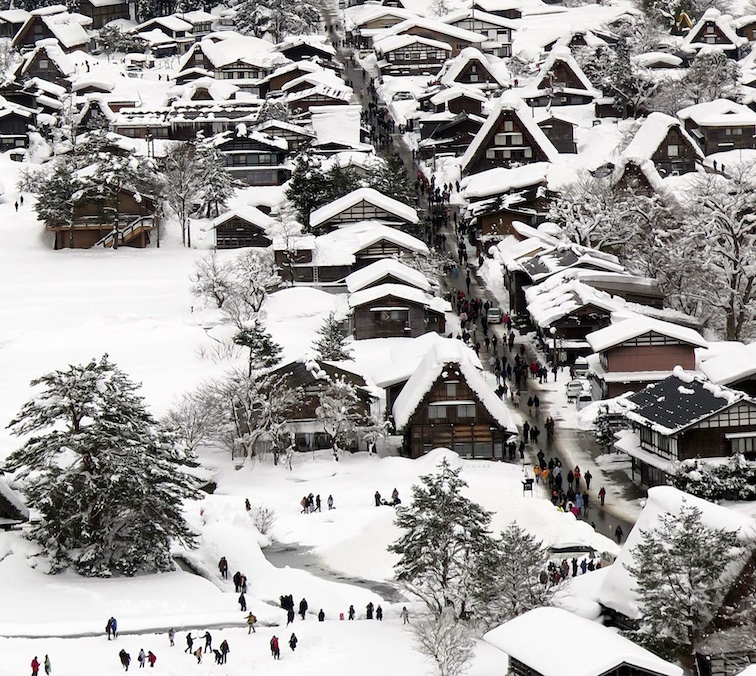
left=400, top=607, right=409, bottom=624
left=202, top=631, right=212, bottom=652
left=584, top=470, right=592, bottom=490
left=289, top=633, right=298, bottom=652
left=247, top=612, right=257, bottom=633
left=315, top=494, right=322, bottom=512
left=599, top=486, right=606, bottom=506
left=147, top=652, right=156, bottom=668
left=44, top=655, right=51, bottom=675
left=374, top=490, right=382, bottom=506
left=118, top=650, right=131, bottom=671
left=233, top=571, right=241, bottom=592
left=137, top=649, right=146, bottom=669
left=327, top=494, right=334, bottom=510
left=184, top=633, right=194, bottom=654
left=299, top=597, right=308, bottom=620
left=574, top=466, right=581, bottom=490
left=567, top=469, right=574, bottom=489
left=220, top=640, right=230, bottom=664
left=366, top=602, right=374, bottom=619
left=193, top=647, right=203, bottom=664
left=218, top=556, right=228, bottom=580
left=111, top=617, right=118, bottom=639
left=348, top=605, right=355, bottom=620
left=270, top=636, right=280, bottom=660
left=376, top=605, right=383, bottom=621
left=168, top=628, right=175, bottom=647
left=31, top=656, right=40, bottom=676
left=615, top=525, right=624, bottom=544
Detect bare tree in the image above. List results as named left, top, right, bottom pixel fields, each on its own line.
left=163, top=142, right=201, bottom=247
left=223, top=249, right=281, bottom=328
left=412, top=608, right=475, bottom=676
left=164, top=390, right=217, bottom=452
left=190, top=252, right=236, bottom=308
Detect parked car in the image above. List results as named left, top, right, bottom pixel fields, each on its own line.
left=572, top=356, right=590, bottom=379
left=565, top=379, right=585, bottom=400
left=392, top=91, right=415, bottom=101
left=486, top=307, right=502, bottom=324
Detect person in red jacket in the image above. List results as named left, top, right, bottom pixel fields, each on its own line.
left=31, top=657, right=40, bottom=676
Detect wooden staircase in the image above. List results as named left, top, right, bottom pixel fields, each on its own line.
left=95, top=216, right=154, bottom=248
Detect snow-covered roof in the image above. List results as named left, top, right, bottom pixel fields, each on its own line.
left=374, top=33, right=452, bottom=54
left=310, top=104, right=364, bottom=149
left=20, top=39, right=75, bottom=78
left=438, top=48, right=509, bottom=88
left=623, top=368, right=753, bottom=435
left=392, top=337, right=518, bottom=433
left=520, top=243, right=624, bottom=283
left=27, top=9, right=90, bottom=49
left=440, top=8, right=518, bottom=29
left=681, top=8, right=746, bottom=52
left=633, top=52, right=683, bottom=68
left=373, top=16, right=486, bottom=45
left=0, top=9, right=29, bottom=24
left=461, top=93, right=559, bottom=172
left=429, top=85, right=487, bottom=107
left=277, top=34, right=337, bottom=56
left=461, top=162, right=550, bottom=200
left=622, top=112, right=703, bottom=163
left=699, top=341, right=756, bottom=386
left=281, top=69, right=349, bottom=94
left=310, top=187, right=418, bottom=228
left=484, top=607, right=683, bottom=676
left=0, top=477, right=30, bottom=524
left=348, top=283, right=449, bottom=314
left=348, top=5, right=417, bottom=31
left=177, top=33, right=279, bottom=72
left=212, top=206, right=274, bottom=231
left=72, top=77, right=116, bottom=93
left=527, top=46, right=598, bottom=95
left=677, top=98, right=756, bottom=128
left=135, top=15, right=193, bottom=33
left=525, top=278, right=619, bottom=328
left=599, top=485, right=756, bottom=621
left=586, top=315, right=707, bottom=353
left=345, top=259, right=431, bottom=294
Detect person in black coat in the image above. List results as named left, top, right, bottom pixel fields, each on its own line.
left=366, top=602, right=374, bottom=620
left=376, top=606, right=383, bottom=621
left=289, top=633, right=298, bottom=651
left=318, top=609, right=325, bottom=621
left=299, top=597, right=308, bottom=620
left=287, top=609, right=295, bottom=625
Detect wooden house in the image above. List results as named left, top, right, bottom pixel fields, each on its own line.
left=78, top=0, right=129, bottom=29
left=372, top=17, right=486, bottom=57
left=176, top=10, right=215, bottom=40
left=135, top=16, right=194, bottom=53
left=522, top=46, right=598, bottom=107
left=254, top=119, right=316, bottom=151
left=614, top=370, right=756, bottom=487
left=438, top=48, right=509, bottom=89
left=12, top=40, right=75, bottom=89
left=621, top=111, right=702, bottom=178
left=267, top=358, right=375, bottom=453
left=681, top=8, right=747, bottom=59
left=0, top=9, right=30, bottom=39
left=0, top=99, right=36, bottom=150
left=677, top=99, right=756, bottom=156
left=484, top=607, right=683, bottom=676
left=348, top=283, right=448, bottom=340
left=277, top=36, right=336, bottom=62
left=285, top=83, right=352, bottom=117
left=309, top=187, right=419, bottom=233
left=391, top=338, right=517, bottom=459
left=0, top=475, right=30, bottom=530
left=537, top=114, right=577, bottom=153
left=274, top=222, right=429, bottom=287
left=348, top=6, right=416, bottom=49
left=418, top=111, right=485, bottom=159
left=374, top=34, right=452, bottom=76
left=735, top=14, right=756, bottom=42
left=460, top=96, right=559, bottom=175
left=50, top=187, right=157, bottom=250
left=258, top=61, right=324, bottom=97
left=213, top=207, right=274, bottom=249
left=166, top=98, right=263, bottom=140
left=429, top=87, right=486, bottom=116
left=12, top=6, right=90, bottom=53
left=441, top=9, right=516, bottom=57
left=471, top=0, right=522, bottom=19
left=210, top=128, right=289, bottom=186
left=586, top=315, right=708, bottom=400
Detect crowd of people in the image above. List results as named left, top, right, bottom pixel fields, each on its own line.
left=299, top=493, right=335, bottom=513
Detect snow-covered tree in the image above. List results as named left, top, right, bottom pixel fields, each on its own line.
left=593, top=404, right=628, bottom=451
left=412, top=608, right=475, bottom=676
left=401, top=249, right=450, bottom=291
left=367, top=155, right=415, bottom=206
left=222, top=249, right=280, bottom=328
left=235, top=0, right=320, bottom=42
left=233, top=317, right=283, bottom=374
left=627, top=500, right=743, bottom=662
left=195, top=144, right=240, bottom=218
left=163, top=141, right=202, bottom=247
left=389, top=458, right=494, bottom=619
left=164, top=390, right=217, bottom=453
left=315, top=377, right=364, bottom=460
left=474, top=521, right=552, bottom=628
left=684, top=50, right=740, bottom=104
left=98, top=26, right=147, bottom=56
left=256, top=99, right=290, bottom=124
left=23, top=159, right=81, bottom=234
left=312, top=313, right=352, bottom=361
left=190, top=251, right=236, bottom=309
left=5, top=355, right=199, bottom=576
left=199, top=368, right=301, bottom=460
left=684, top=168, right=756, bottom=340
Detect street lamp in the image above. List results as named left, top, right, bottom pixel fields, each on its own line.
left=549, top=326, right=558, bottom=376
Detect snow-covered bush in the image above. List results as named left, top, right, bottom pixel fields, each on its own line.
left=672, top=455, right=756, bottom=501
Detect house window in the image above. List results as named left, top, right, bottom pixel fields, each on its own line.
left=38, top=59, right=49, bottom=69
left=486, top=148, right=496, bottom=159
left=446, top=382, right=457, bottom=397
left=494, top=133, right=507, bottom=145
left=429, top=405, right=447, bottom=419
left=511, top=133, right=523, bottom=145
left=457, top=404, right=476, bottom=418
left=667, top=144, right=679, bottom=157
left=469, top=73, right=479, bottom=82
left=726, top=128, right=744, bottom=136
left=503, top=120, right=514, bottom=132
left=639, top=426, right=652, bottom=447
left=732, top=437, right=756, bottom=455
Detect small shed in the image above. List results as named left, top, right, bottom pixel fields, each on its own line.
left=213, top=207, right=274, bottom=249
left=0, top=476, right=30, bottom=530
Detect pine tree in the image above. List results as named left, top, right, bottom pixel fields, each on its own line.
left=389, top=458, right=494, bottom=619
left=474, top=521, right=552, bottom=629
left=235, top=0, right=320, bottom=42
left=27, top=159, right=81, bottom=230
left=4, top=355, right=199, bottom=577
left=368, top=155, right=414, bottom=205
left=195, top=144, right=240, bottom=218
left=233, top=317, right=283, bottom=374
left=322, top=163, right=361, bottom=204
left=627, top=500, right=744, bottom=662
left=312, top=313, right=352, bottom=361
left=285, top=150, right=328, bottom=229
